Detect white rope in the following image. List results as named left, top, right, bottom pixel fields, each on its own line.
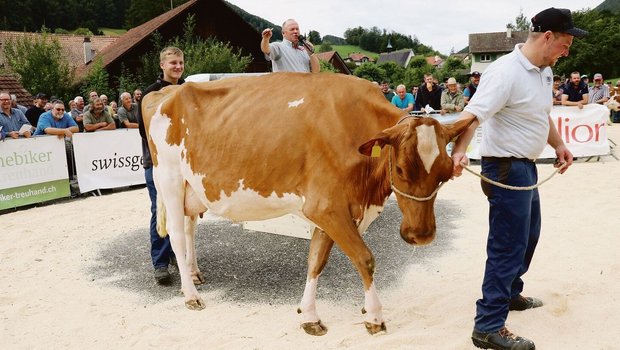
left=388, top=146, right=443, bottom=201
left=461, top=162, right=568, bottom=191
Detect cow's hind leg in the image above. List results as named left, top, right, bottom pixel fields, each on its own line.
left=184, top=216, right=205, bottom=285
left=155, top=168, right=205, bottom=310
left=298, top=227, right=334, bottom=336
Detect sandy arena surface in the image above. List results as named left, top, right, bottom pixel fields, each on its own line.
left=2, top=125, right=619, bottom=350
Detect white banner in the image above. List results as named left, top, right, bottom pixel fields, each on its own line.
left=72, top=129, right=145, bottom=192
left=460, top=104, right=611, bottom=159
left=0, top=136, right=70, bottom=209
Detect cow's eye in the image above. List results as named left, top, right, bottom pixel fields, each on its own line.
left=396, top=166, right=404, bottom=178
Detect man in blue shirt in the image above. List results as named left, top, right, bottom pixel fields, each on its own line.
left=34, top=100, right=79, bottom=137
left=390, top=84, right=414, bottom=113
left=0, top=92, right=32, bottom=139
left=561, top=71, right=589, bottom=109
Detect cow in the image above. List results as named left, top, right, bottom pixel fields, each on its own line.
left=141, top=72, right=473, bottom=335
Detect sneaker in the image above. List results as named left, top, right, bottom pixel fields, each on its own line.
left=509, top=295, right=543, bottom=311
left=154, top=267, right=171, bottom=284
left=472, top=327, right=535, bottom=350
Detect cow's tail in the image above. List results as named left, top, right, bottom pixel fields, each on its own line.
left=156, top=195, right=168, bottom=238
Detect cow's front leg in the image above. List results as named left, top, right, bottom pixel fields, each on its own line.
left=361, top=282, right=386, bottom=334
left=329, top=224, right=385, bottom=333
left=298, top=228, right=333, bottom=336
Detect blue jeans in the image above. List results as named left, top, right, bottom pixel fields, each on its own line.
left=474, top=158, right=541, bottom=333
left=144, top=166, right=174, bottom=269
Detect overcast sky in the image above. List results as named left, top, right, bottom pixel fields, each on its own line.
left=227, top=0, right=602, bottom=55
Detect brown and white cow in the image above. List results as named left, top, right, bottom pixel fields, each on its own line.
left=141, top=72, right=473, bottom=335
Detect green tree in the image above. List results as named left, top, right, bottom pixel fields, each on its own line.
left=554, top=9, right=620, bottom=79
left=319, top=60, right=337, bottom=73
left=344, top=26, right=366, bottom=45
left=378, top=61, right=406, bottom=86
left=436, top=56, right=467, bottom=83
left=3, top=31, right=74, bottom=101
left=307, top=30, right=322, bottom=44
left=353, top=62, right=386, bottom=82
left=166, top=14, right=251, bottom=75
left=318, top=40, right=333, bottom=53
left=125, top=0, right=187, bottom=27
left=507, top=9, right=530, bottom=31
left=81, top=58, right=111, bottom=99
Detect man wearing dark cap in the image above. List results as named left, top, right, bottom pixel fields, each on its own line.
left=463, top=71, right=481, bottom=105
left=451, top=8, right=587, bottom=350
left=25, top=93, right=48, bottom=126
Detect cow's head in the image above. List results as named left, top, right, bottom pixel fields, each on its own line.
left=606, top=96, right=620, bottom=112
left=359, top=116, right=474, bottom=245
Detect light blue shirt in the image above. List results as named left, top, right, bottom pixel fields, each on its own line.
left=266, top=39, right=311, bottom=73
left=34, top=110, right=78, bottom=135
left=391, top=93, right=415, bottom=109
left=0, top=108, right=31, bottom=133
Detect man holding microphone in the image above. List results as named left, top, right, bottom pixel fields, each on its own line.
left=261, top=19, right=319, bottom=73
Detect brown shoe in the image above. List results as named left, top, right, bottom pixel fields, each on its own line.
left=472, top=327, right=535, bottom=350
left=509, top=295, right=543, bottom=311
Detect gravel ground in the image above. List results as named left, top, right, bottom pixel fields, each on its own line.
left=90, top=197, right=461, bottom=306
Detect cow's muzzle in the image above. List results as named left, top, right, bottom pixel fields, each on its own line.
left=400, top=223, right=435, bottom=245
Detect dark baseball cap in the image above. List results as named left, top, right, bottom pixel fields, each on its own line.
left=531, top=8, right=588, bottom=38
left=35, top=92, right=49, bottom=100
left=470, top=71, right=481, bottom=77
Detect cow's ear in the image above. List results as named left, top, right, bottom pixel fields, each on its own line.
left=445, top=115, right=476, bottom=140
left=359, top=133, right=390, bottom=156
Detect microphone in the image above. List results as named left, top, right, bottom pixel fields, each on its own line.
left=297, top=35, right=315, bottom=54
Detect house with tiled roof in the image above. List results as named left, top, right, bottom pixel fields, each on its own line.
left=0, top=75, right=33, bottom=108
left=468, top=29, right=528, bottom=73
left=0, top=31, right=118, bottom=70
left=376, top=49, right=414, bottom=68
left=75, top=0, right=270, bottom=81
left=344, top=53, right=374, bottom=66
left=425, top=55, right=444, bottom=68
left=315, top=51, right=351, bottom=75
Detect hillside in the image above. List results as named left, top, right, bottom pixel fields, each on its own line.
left=596, top=0, right=620, bottom=12
left=224, top=1, right=282, bottom=40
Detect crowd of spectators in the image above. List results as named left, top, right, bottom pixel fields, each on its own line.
left=379, top=70, right=620, bottom=122
left=0, top=89, right=144, bottom=140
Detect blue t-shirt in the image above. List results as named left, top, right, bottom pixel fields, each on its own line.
left=34, top=111, right=78, bottom=135
left=391, top=93, right=415, bottom=109
left=0, top=108, right=31, bottom=133
left=563, top=82, right=589, bottom=102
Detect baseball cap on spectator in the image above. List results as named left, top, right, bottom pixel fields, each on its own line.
left=581, top=74, right=588, bottom=79
left=447, top=77, right=457, bottom=85
left=35, top=92, right=49, bottom=100
left=593, top=73, right=603, bottom=81
left=470, top=71, right=481, bottom=77
left=530, top=8, right=588, bottom=38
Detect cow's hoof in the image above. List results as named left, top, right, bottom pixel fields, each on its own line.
left=185, top=298, right=206, bottom=311
left=192, top=272, right=206, bottom=285
left=364, top=321, right=387, bottom=335
left=301, top=320, right=328, bottom=336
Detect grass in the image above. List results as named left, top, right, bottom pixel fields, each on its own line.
left=331, top=45, right=379, bottom=60
left=100, top=28, right=127, bottom=36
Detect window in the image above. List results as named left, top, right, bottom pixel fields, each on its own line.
left=480, top=54, right=492, bottom=62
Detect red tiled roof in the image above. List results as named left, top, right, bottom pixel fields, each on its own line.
left=74, top=0, right=196, bottom=78
left=0, top=31, right=118, bottom=70
left=0, top=75, right=33, bottom=108
left=348, top=53, right=373, bottom=62
left=425, top=56, right=443, bottom=66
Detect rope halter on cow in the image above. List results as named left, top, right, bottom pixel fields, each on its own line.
left=387, top=145, right=444, bottom=201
